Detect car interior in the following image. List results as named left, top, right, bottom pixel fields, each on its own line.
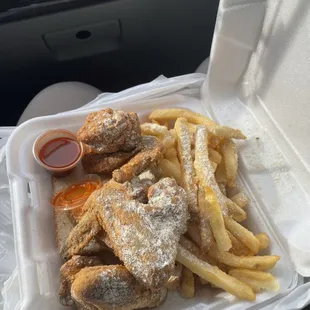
left=0, top=0, right=219, bottom=125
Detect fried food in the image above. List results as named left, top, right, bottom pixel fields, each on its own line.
left=71, top=265, right=167, bottom=310
left=175, top=117, right=198, bottom=216
left=197, top=185, right=214, bottom=253
left=226, top=198, right=247, bottom=222
left=180, top=267, right=195, bottom=298
left=176, top=245, right=255, bottom=301
left=113, top=136, right=163, bottom=183
left=231, top=192, right=249, bottom=208
left=159, top=158, right=182, bottom=184
left=194, top=125, right=231, bottom=252
left=208, top=244, right=280, bottom=270
left=166, top=263, right=183, bottom=290
left=222, top=139, right=238, bottom=187
left=63, top=178, right=189, bottom=289
left=59, top=255, right=102, bottom=306
left=78, top=108, right=142, bottom=153
left=224, top=216, right=260, bottom=254
left=229, top=269, right=279, bottom=292
left=149, top=108, right=246, bottom=140
left=82, top=146, right=141, bottom=174
left=62, top=172, right=158, bottom=259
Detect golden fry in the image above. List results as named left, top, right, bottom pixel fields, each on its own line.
left=229, top=269, right=279, bottom=292
left=159, top=158, right=182, bottom=184
left=180, top=267, right=195, bottom=298
left=198, top=186, right=215, bottom=253
left=256, top=233, right=270, bottom=251
left=177, top=246, right=255, bottom=301
left=175, top=117, right=198, bottom=216
left=227, top=230, right=254, bottom=256
left=194, top=125, right=231, bottom=252
left=226, top=198, right=247, bottom=222
left=208, top=245, right=280, bottom=270
left=224, top=216, right=260, bottom=254
left=140, top=123, right=169, bottom=137
left=149, top=108, right=246, bottom=140
left=231, top=192, right=249, bottom=208
left=222, top=139, right=238, bottom=187
left=215, top=160, right=227, bottom=184
left=208, top=148, right=222, bottom=164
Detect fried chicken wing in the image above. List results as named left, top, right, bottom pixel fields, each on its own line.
left=59, top=255, right=102, bottom=306
left=113, top=136, right=163, bottom=183
left=77, top=108, right=141, bottom=153
left=62, top=178, right=189, bottom=289
left=82, top=146, right=141, bottom=174
left=71, top=265, right=167, bottom=310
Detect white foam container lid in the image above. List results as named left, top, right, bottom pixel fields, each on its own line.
left=5, top=0, right=310, bottom=309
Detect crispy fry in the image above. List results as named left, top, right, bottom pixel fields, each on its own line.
left=162, top=135, right=176, bottom=150
left=164, top=147, right=181, bottom=170
left=149, top=109, right=246, bottom=140
left=256, top=233, right=270, bottom=251
left=208, top=148, right=222, bottom=164
left=226, top=198, right=247, bottom=222
left=227, top=230, right=254, bottom=256
left=231, top=192, right=249, bottom=208
left=198, top=186, right=215, bottom=253
left=215, top=160, right=227, bottom=184
left=177, top=246, right=255, bottom=301
left=166, top=263, right=183, bottom=290
left=140, top=123, right=169, bottom=137
left=210, top=161, right=217, bottom=172
left=194, top=125, right=231, bottom=252
left=229, top=269, right=279, bottom=292
left=222, top=139, right=238, bottom=187
left=175, top=117, right=198, bottom=216
left=208, top=244, right=279, bottom=270
left=180, top=236, right=218, bottom=266
left=180, top=267, right=195, bottom=298
left=224, top=216, right=260, bottom=254
left=159, top=159, right=182, bottom=184
left=187, top=122, right=197, bottom=134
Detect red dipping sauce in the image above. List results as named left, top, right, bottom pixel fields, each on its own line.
left=39, top=137, right=81, bottom=168
left=33, top=129, right=84, bottom=176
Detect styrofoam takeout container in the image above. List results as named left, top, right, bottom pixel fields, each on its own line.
left=5, top=0, right=310, bottom=309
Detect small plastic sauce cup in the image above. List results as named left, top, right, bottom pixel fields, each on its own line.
left=52, top=174, right=101, bottom=218
left=33, top=129, right=84, bottom=176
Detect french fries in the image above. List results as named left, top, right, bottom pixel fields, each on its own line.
left=224, top=216, right=260, bottom=254
left=175, top=117, right=198, bottom=216
left=227, top=230, right=254, bottom=256
left=177, top=246, right=255, bottom=301
left=159, top=158, right=182, bottom=184
left=229, top=269, right=279, bottom=292
left=226, top=198, right=247, bottom=222
left=194, top=125, right=231, bottom=252
left=231, top=192, right=249, bottom=208
left=180, top=267, right=195, bottom=298
left=143, top=108, right=280, bottom=302
left=198, top=186, right=215, bottom=253
left=149, top=108, right=246, bottom=140
left=222, top=139, right=238, bottom=187
left=208, top=148, right=222, bottom=164
left=208, top=245, right=280, bottom=270
left=256, top=233, right=270, bottom=251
